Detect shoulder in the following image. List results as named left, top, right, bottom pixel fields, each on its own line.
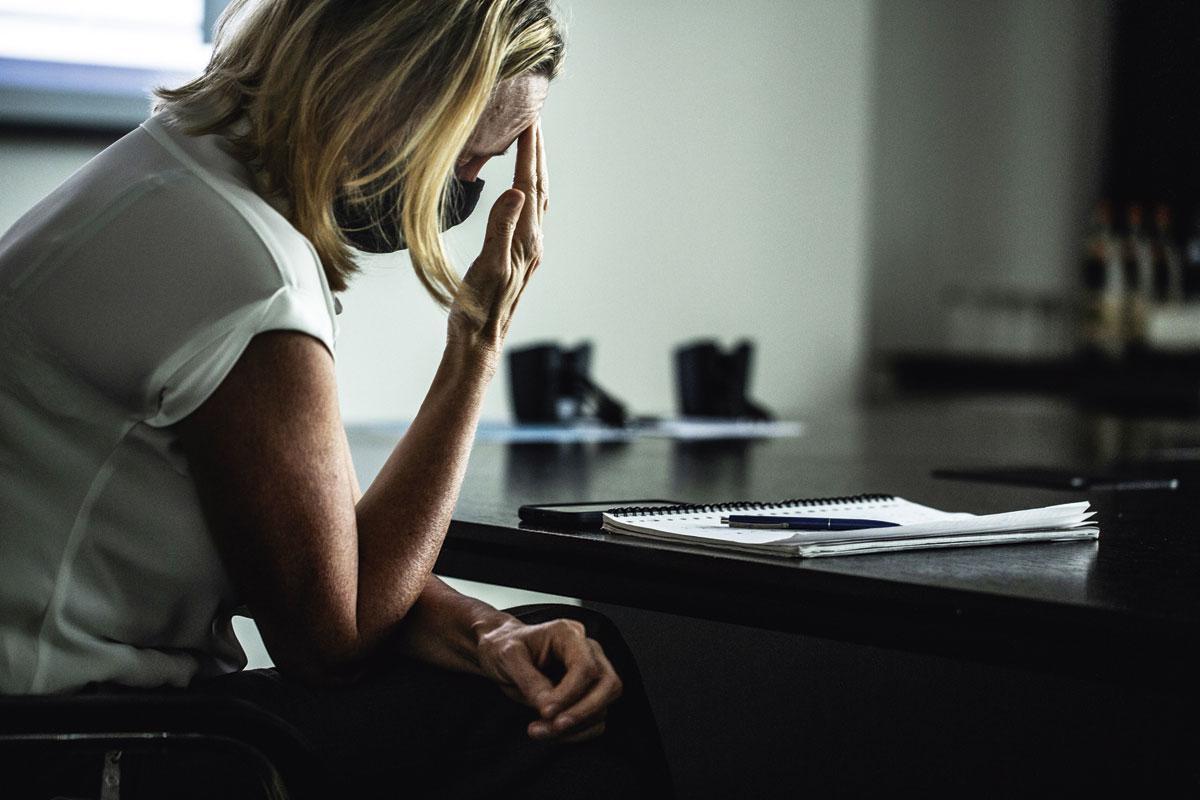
left=136, top=116, right=331, bottom=301
left=1, top=122, right=339, bottom=422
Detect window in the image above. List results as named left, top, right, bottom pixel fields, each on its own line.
left=0, top=0, right=228, bottom=130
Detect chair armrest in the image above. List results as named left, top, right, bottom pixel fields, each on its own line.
left=0, top=694, right=321, bottom=799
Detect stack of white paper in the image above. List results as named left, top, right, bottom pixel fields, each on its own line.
left=601, top=496, right=1098, bottom=558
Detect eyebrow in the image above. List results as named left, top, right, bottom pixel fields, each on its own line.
left=483, top=135, right=522, bottom=159
left=465, top=133, right=521, bottom=162
left=464, top=147, right=509, bottom=162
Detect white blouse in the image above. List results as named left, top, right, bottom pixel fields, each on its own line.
left=0, top=111, right=339, bottom=694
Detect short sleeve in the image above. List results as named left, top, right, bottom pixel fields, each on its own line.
left=145, top=284, right=335, bottom=427
left=15, top=169, right=338, bottom=426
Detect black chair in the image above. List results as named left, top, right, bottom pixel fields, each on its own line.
left=0, top=693, right=321, bottom=799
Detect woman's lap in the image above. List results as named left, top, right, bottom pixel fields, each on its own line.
left=194, top=604, right=672, bottom=799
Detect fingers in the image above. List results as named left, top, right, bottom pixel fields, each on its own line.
left=521, top=620, right=623, bottom=743
left=512, top=123, right=537, bottom=197
left=530, top=716, right=607, bottom=743
left=542, top=639, right=623, bottom=739
left=536, top=619, right=598, bottom=714
left=492, top=639, right=556, bottom=712
left=456, top=122, right=542, bottom=349
left=479, top=188, right=526, bottom=262
left=512, top=122, right=544, bottom=239
left=535, top=120, right=549, bottom=221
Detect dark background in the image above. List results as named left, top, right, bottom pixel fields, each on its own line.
left=1107, top=0, right=1200, bottom=217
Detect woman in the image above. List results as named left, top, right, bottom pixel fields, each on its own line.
left=0, top=0, right=669, bottom=795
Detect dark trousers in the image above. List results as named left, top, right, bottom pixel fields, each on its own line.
left=195, top=604, right=673, bottom=799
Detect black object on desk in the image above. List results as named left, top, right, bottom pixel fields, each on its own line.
left=675, top=339, right=773, bottom=420
left=932, top=465, right=1181, bottom=492
left=509, top=342, right=629, bottom=426
left=518, top=499, right=681, bottom=531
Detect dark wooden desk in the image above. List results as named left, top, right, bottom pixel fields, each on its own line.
left=348, top=399, right=1199, bottom=795
left=349, top=398, right=1198, bottom=686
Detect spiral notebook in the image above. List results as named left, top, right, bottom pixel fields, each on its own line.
left=600, top=494, right=1098, bottom=558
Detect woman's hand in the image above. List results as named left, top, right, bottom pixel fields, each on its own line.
left=447, top=119, right=548, bottom=364
left=475, top=615, right=623, bottom=743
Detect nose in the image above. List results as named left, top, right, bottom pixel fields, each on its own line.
left=455, top=155, right=490, bottom=183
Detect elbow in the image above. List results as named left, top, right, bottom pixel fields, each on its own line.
left=251, top=581, right=428, bottom=685
left=260, top=621, right=371, bottom=687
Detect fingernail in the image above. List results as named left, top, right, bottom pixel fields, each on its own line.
left=529, top=722, right=549, bottom=737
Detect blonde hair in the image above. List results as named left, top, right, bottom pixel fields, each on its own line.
left=155, top=0, right=564, bottom=307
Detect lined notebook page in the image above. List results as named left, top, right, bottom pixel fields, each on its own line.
left=603, top=497, right=967, bottom=547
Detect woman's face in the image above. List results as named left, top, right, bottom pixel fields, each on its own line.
left=455, top=74, right=550, bottom=182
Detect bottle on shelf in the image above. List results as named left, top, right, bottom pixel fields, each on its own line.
left=1184, top=209, right=1200, bottom=302
left=1078, top=200, right=1125, bottom=359
left=1121, top=203, right=1153, bottom=351
left=1150, top=203, right=1184, bottom=305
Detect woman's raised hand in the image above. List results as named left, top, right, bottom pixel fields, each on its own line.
left=447, top=119, right=547, bottom=364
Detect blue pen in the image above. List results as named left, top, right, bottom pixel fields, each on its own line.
left=720, top=515, right=899, bottom=531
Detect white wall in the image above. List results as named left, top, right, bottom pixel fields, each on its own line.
left=866, top=0, right=1111, bottom=356
left=267, top=0, right=877, bottom=422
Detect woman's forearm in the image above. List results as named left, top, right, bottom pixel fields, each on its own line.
left=326, top=122, right=545, bottom=668
left=351, top=341, right=496, bottom=648
left=392, top=575, right=515, bottom=674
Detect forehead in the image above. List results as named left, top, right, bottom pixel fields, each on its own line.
left=466, top=74, right=550, bottom=155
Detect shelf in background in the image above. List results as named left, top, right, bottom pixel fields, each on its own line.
left=880, top=350, right=1200, bottom=416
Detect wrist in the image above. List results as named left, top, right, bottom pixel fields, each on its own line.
left=471, top=608, right=518, bottom=641
left=470, top=609, right=520, bottom=664
left=443, top=336, right=501, bottom=382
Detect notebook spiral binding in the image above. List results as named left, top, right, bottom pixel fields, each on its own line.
left=606, top=493, right=895, bottom=518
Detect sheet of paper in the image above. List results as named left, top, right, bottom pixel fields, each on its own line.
left=602, top=498, right=1094, bottom=550
left=610, top=524, right=1099, bottom=558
